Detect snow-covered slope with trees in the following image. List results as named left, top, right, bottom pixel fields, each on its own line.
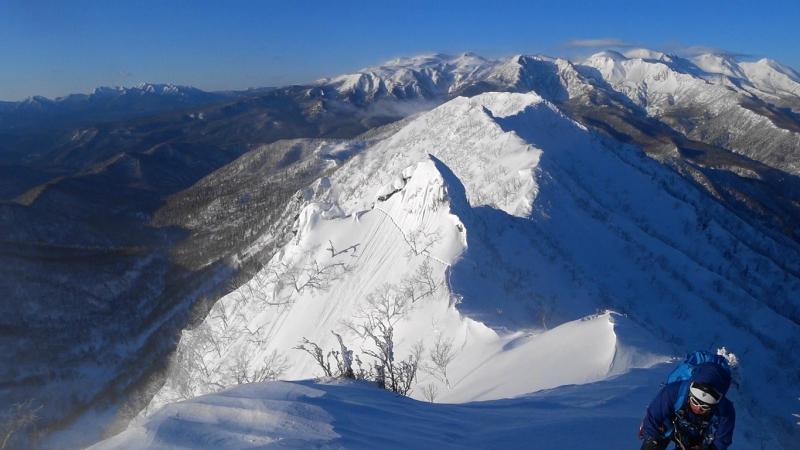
left=133, top=92, right=799, bottom=448
left=580, top=50, right=800, bottom=174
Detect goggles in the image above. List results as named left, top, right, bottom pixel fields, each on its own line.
left=688, top=383, right=720, bottom=412
left=688, top=394, right=713, bottom=412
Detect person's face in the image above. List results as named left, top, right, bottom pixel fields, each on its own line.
left=688, top=394, right=713, bottom=415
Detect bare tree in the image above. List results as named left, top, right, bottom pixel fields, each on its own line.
left=291, top=259, right=350, bottom=293
left=394, top=341, right=424, bottom=396
left=239, top=252, right=351, bottom=307
left=294, top=282, right=429, bottom=396
left=429, top=334, right=457, bottom=388
left=332, top=331, right=355, bottom=379
left=404, top=228, right=441, bottom=257
left=167, top=326, right=226, bottom=401
left=344, top=285, right=423, bottom=395
left=1, top=400, right=41, bottom=450
left=229, top=349, right=288, bottom=384
left=240, top=270, right=294, bottom=307
left=295, top=337, right=333, bottom=377
left=421, top=383, right=439, bottom=403
left=400, top=258, right=441, bottom=303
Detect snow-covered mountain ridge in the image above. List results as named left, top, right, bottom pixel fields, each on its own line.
left=0, top=83, right=228, bottom=132
left=314, top=52, right=594, bottom=103
left=133, top=92, right=800, bottom=448
left=12, top=83, right=211, bottom=106
left=318, top=49, right=800, bottom=107
left=312, top=49, right=800, bottom=175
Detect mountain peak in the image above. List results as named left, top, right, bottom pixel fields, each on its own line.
left=691, top=53, right=747, bottom=79
left=586, top=50, right=628, bottom=62
left=753, top=57, right=800, bottom=81
left=623, top=48, right=673, bottom=62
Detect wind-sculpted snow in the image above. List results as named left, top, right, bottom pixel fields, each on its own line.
left=141, top=92, right=800, bottom=448
left=99, top=354, right=680, bottom=450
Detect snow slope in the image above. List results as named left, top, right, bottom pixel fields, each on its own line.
left=97, top=358, right=787, bottom=450
left=580, top=50, right=800, bottom=174
left=99, top=359, right=679, bottom=450
left=138, top=92, right=799, bottom=448
left=691, top=54, right=800, bottom=100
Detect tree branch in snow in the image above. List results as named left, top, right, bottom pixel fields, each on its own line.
left=400, top=258, right=441, bottom=303
left=295, top=338, right=333, bottom=378
left=229, top=349, right=288, bottom=384
left=331, top=331, right=355, bottom=379
left=404, top=228, right=441, bottom=257
left=394, top=341, right=424, bottom=396
left=241, top=253, right=352, bottom=306
left=429, top=334, right=457, bottom=388
left=343, top=284, right=422, bottom=395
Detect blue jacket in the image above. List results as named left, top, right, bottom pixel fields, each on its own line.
left=641, top=364, right=736, bottom=449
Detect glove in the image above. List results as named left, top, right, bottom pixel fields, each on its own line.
left=640, top=437, right=670, bottom=450
left=681, top=441, right=718, bottom=450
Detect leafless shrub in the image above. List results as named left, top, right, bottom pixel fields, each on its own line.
left=393, top=341, right=424, bottom=396
left=429, top=334, right=457, bottom=388
left=229, top=349, right=288, bottom=384
left=241, top=252, right=352, bottom=306
left=295, top=337, right=333, bottom=377
left=296, top=282, right=427, bottom=396
left=422, top=383, right=439, bottom=403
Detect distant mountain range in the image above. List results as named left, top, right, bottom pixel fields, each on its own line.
left=0, top=83, right=237, bottom=132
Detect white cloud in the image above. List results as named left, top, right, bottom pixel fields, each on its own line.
left=565, top=38, right=635, bottom=48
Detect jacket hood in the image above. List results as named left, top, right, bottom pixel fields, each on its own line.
left=691, top=362, right=732, bottom=396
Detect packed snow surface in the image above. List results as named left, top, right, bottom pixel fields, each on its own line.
left=97, top=362, right=681, bottom=450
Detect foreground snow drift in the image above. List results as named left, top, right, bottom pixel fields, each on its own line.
left=96, top=367, right=672, bottom=450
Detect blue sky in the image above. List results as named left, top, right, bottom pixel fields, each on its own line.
left=1, top=0, right=798, bottom=100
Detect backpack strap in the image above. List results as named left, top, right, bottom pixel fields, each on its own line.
left=674, top=380, right=690, bottom=412
left=665, top=381, right=691, bottom=438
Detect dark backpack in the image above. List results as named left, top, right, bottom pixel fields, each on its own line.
left=664, top=351, right=732, bottom=449
left=666, top=351, right=731, bottom=387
